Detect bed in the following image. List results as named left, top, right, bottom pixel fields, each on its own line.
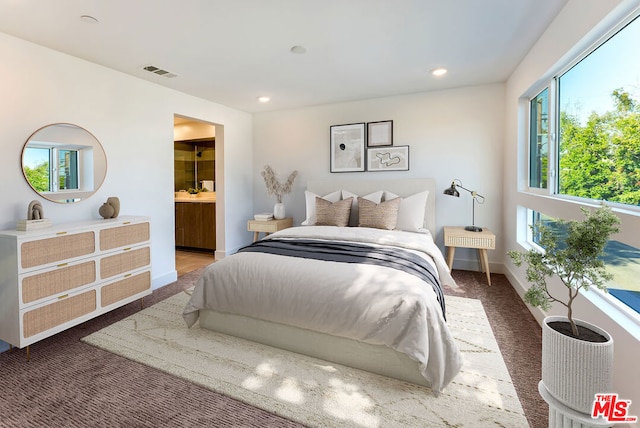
left=182, top=178, right=463, bottom=394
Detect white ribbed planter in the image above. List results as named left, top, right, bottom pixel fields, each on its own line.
left=541, top=316, right=614, bottom=415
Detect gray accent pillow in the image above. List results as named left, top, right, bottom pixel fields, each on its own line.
left=358, top=197, right=401, bottom=230
left=315, top=197, right=353, bottom=227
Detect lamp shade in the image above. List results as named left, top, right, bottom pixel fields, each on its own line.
left=443, top=182, right=460, bottom=197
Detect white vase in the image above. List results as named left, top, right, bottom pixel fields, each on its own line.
left=541, top=315, right=614, bottom=414
left=273, top=203, right=286, bottom=219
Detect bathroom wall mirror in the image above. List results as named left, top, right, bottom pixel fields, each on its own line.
left=21, top=123, right=107, bottom=203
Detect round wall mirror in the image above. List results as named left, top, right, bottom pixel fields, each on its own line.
left=21, top=123, right=107, bottom=203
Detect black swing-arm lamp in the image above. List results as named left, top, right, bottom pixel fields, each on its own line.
left=443, top=179, right=485, bottom=232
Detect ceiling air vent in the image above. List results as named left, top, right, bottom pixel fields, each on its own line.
left=142, top=65, right=178, bottom=79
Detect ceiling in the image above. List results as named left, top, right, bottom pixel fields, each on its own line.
left=0, top=0, right=567, bottom=113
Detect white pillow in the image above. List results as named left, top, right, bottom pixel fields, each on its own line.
left=341, top=190, right=384, bottom=226
left=382, top=190, right=429, bottom=232
left=302, top=190, right=342, bottom=225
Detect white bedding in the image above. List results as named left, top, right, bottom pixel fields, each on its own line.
left=183, top=226, right=463, bottom=393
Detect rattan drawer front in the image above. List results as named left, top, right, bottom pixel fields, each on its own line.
left=101, top=271, right=151, bottom=307
left=21, top=261, right=96, bottom=305
left=23, top=290, right=96, bottom=338
left=445, top=235, right=495, bottom=249
left=100, top=222, right=150, bottom=251
left=20, top=231, right=95, bottom=269
left=100, top=247, right=150, bottom=279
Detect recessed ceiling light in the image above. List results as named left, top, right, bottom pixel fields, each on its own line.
left=80, top=15, right=99, bottom=24
left=257, top=96, right=270, bottom=103
left=431, top=67, right=448, bottom=77
left=290, top=45, right=307, bottom=54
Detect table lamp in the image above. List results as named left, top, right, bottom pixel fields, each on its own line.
left=443, top=179, right=485, bottom=232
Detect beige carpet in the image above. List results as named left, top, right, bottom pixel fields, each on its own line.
left=82, top=290, right=528, bottom=427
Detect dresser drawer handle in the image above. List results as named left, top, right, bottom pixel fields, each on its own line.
left=124, top=273, right=132, bottom=278
left=57, top=263, right=68, bottom=268
left=57, top=294, right=69, bottom=300
left=123, top=221, right=131, bottom=225
left=56, top=231, right=68, bottom=236
left=123, top=247, right=132, bottom=251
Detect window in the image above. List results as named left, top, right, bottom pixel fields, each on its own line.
left=528, top=210, right=640, bottom=318
left=22, top=147, right=50, bottom=192
left=556, top=15, right=640, bottom=205
left=529, top=88, right=549, bottom=189
left=522, top=13, right=640, bottom=321
left=23, top=146, right=79, bottom=192
left=58, top=149, right=79, bottom=190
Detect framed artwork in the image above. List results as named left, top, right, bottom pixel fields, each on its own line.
left=330, top=123, right=366, bottom=172
left=367, top=120, right=393, bottom=147
left=367, top=145, right=409, bottom=171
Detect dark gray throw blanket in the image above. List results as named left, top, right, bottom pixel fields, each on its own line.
left=237, top=238, right=446, bottom=320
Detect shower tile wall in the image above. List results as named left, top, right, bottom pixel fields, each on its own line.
left=174, top=141, right=215, bottom=192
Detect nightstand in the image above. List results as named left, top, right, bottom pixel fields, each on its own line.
left=444, top=226, right=496, bottom=285
left=247, top=218, right=293, bottom=242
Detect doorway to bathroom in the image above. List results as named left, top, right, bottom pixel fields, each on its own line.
left=173, top=115, right=217, bottom=275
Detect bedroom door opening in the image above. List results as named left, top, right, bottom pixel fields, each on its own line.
left=173, top=115, right=219, bottom=275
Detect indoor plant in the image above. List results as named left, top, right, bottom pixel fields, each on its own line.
left=261, top=165, right=298, bottom=219
left=186, top=187, right=207, bottom=198
left=508, top=204, right=620, bottom=414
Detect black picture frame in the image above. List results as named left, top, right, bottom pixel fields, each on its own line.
left=330, top=123, right=366, bottom=172
left=366, top=120, right=393, bottom=147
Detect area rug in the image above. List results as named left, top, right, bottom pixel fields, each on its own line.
left=81, top=291, right=528, bottom=427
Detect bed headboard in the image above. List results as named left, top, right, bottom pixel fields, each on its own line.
left=307, top=178, right=436, bottom=235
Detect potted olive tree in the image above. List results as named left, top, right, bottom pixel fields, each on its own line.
left=508, top=204, right=620, bottom=414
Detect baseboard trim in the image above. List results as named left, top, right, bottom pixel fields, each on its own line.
left=152, top=270, right=177, bottom=290
left=502, top=265, right=546, bottom=326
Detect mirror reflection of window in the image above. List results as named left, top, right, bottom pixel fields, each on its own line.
left=23, top=146, right=83, bottom=192
left=23, top=146, right=50, bottom=192
left=58, top=149, right=79, bottom=190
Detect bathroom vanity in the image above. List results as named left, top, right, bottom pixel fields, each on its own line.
left=174, top=193, right=216, bottom=251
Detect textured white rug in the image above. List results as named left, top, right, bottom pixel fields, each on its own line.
left=82, top=291, right=528, bottom=427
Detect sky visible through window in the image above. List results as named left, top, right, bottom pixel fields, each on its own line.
left=23, top=148, right=49, bottom=169
left=559, top=16, right=640, bottom=125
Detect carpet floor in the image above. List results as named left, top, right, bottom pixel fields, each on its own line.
left=0, top=269, right=546, bottom=427
left=81, top=290, right=527, bottom=427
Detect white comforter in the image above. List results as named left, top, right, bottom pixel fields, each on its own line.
left=183, top=226, right=462, bottom=393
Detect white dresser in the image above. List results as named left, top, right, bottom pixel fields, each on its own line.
left=0, top=215, right=152, bottom=353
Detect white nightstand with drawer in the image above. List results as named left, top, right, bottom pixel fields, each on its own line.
left=444, top=226, right=496, bottom=285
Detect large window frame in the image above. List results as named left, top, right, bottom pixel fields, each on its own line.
left=527, top=14, right=640, bottom=210
left=519, top=8, right=640, bottom=332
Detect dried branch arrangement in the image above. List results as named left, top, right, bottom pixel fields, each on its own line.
left=261, top=165, right=298, bottom=203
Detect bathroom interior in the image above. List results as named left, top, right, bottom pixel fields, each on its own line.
left=173, top=117, right=216, bottom=274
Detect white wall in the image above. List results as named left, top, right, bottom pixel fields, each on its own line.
left=503, top=0, right=639, bottom=412
left=253, top=84, right=506, bottom=267
left=0, top=31, right=254, bottom=351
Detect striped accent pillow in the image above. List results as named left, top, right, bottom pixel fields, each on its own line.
left=315, top=196, right=353, bottom=227
left=358, top=197, right=401, bottom=230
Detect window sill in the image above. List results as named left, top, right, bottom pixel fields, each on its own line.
left=583, top=286, right=640, bottom=341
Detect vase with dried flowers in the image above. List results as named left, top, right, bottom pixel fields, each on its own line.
left=261, top=165, right=298, bottom=219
